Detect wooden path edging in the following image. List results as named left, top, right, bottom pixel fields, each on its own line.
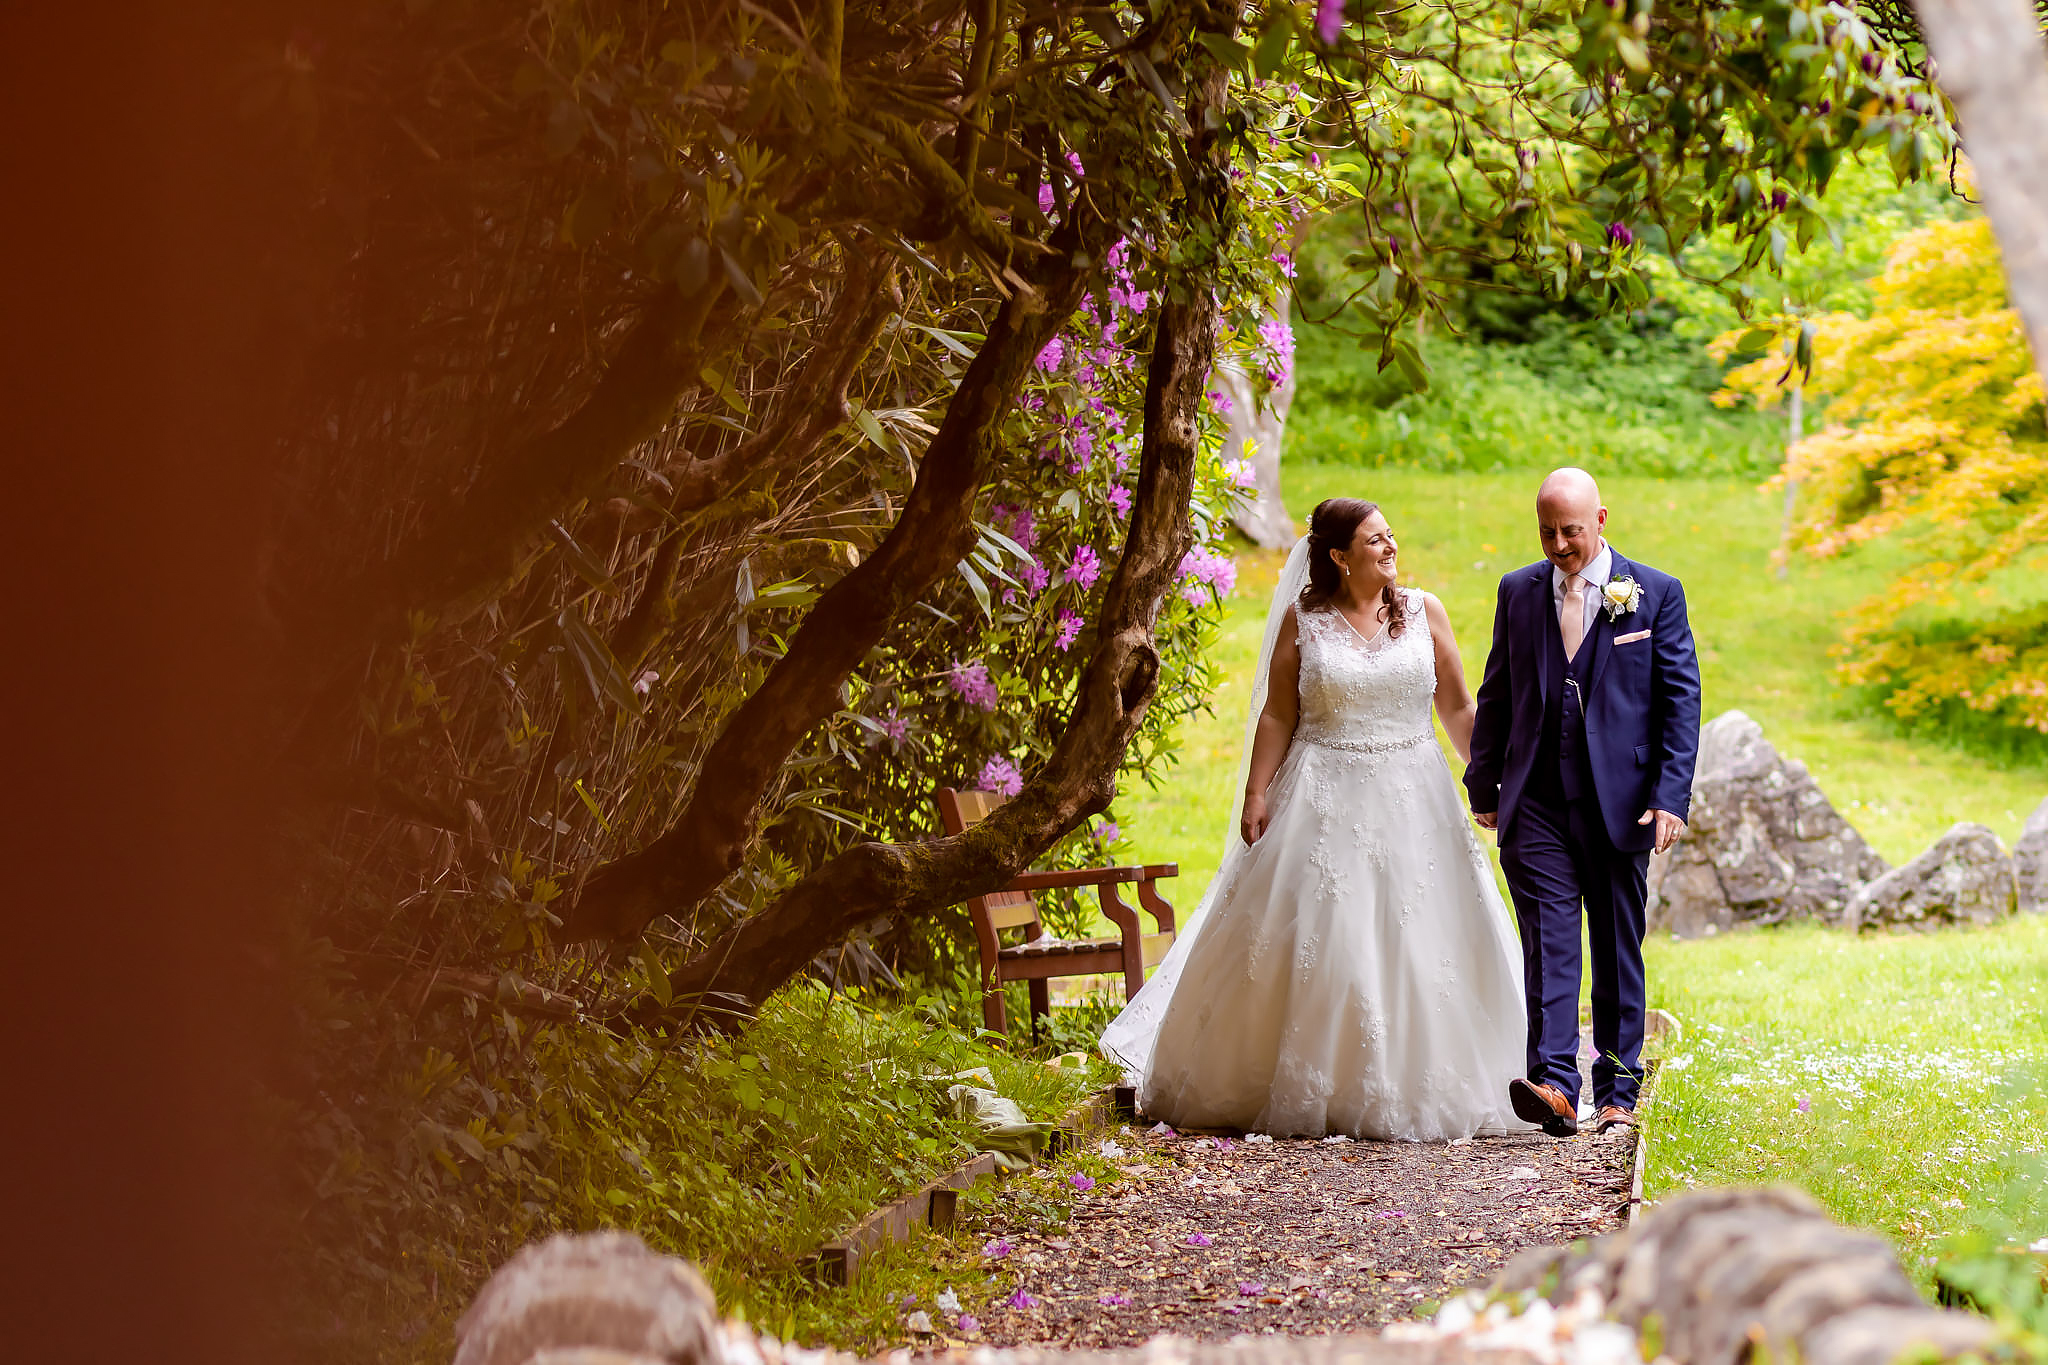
left=1624, top=1046, right=1670, bottom=1226
left=809, top=1083, right=1133, bottom=1284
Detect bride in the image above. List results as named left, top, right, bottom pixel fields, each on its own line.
left=1101, top=497, right=1526, bottom=1140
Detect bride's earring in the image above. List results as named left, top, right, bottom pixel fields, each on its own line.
left=1342, top=565, right=1350, bottom=577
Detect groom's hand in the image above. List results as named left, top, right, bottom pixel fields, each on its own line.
left=1472, top=811, right=1497, bottom=830
left=1639, top=808, right=1686, bottom=853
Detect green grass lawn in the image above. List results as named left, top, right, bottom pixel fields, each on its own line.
left=1106, top=458, right=2048, bottom=1292
left=1642, top=918, right=2048, bottom=1284
left=1118, top=464, right=2048, bottom=898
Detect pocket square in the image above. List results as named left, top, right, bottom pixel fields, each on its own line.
left=1615, top=629, right=1652, bottom=645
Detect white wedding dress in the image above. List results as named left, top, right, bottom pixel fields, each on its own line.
left=1101, top=554, right=1526, bottom=1141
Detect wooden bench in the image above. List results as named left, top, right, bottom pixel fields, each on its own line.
left=935, top=786, right=1178, bottom=1039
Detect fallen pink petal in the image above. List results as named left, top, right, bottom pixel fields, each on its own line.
left=982, top=1238, right=1013, bottom=1259
left=957, top=1315, right=980, bottom=1334
left=1238, top=1281, right=1266, bottom=1296
left=1098, top=1292, right=1130, bottom=1307
left=1069, top=1173, right=1096, bottom=1191
left=1005, top=1288, right=1038, bottom=1310
left=1186, top=1232, right=1212, bottom=1247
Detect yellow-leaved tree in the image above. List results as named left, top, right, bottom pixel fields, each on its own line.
left=1714, top=213, right=2048, bottom=736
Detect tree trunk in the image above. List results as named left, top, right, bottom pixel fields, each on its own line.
left=564, top=222, right=1109, bottom=944
left=1915, top=0, right=2048, bottom=381
left=1218, top=296, right=1296, bottom=550
left=647, top=22, right=1240, bottom=1025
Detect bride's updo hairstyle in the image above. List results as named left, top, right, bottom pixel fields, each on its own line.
left=1299, top=496, right=1407, bottom=637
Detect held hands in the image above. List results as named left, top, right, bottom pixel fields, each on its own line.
left=1472, top=808, right=1682, bottom=851
left=1241, top=791, right=1270, bottom=844
left=1639, top=808, right=1686, bottom=853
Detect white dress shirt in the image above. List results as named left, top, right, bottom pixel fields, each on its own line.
left=1552, top=541, right=1613, bottom=640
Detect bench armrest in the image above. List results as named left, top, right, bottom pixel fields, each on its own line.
left=1004, top=863, right=1178, bottom=893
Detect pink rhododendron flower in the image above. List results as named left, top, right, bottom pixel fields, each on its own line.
left=1271, top=249, right=1296, bottom=277
left=992, top=502, right=1038, bottom=553
left=1206, top=388, right=1234, bottom=417
left=1066, top=545, right=1102, bottom=589
left=1037, top=183, right=1056, bottom=215
left=1055, top=609, right=1083, bottom=652
left=1178, top=546, right=1238, bottom=604
left=1035, top=336, right=1065, bottom=371
left=1016, top=557, right=1051, bottom=595
left=879, top=709, right=909, bottom=744
left=1225, top=457, right=1258, bottom=489
left=949, top=661, right=999, bottom=710
left=978, top=755, right=1023, bottom=797
left=1258, top=316, right=1297, bottom=389
left=1316, top=0, right=1346, bottom=43
left=1107, top=485, right=1133, bottom=518
left=1095, top=818, right=1119, bottom=844
left=1069, top=1173, right=1095, bottom=1191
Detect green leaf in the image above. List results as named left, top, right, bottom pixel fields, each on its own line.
left=1391, top=342, right=1430, bottom=394
left=560, top=184, right=618, bottom=247
left=910, top=323, right=981, bottom=360
left=957, top=558, right=992, bottom=620
left=638, top=941, right=672, bottom=1008
left=572, top=780, right=612, bottom=834
left=851, top=405, right=896, bottom=456
left=555, top=609, right=641, bottom=713
left=549, top=521, right=618, bottom=593
left=1196, top=32, right=1252, bottom=67
left=719, top=247, right=763, bottom=306
left=1252, top=14, right=1293, bottom=79
left=1736, top=329, right=1776, bottom=353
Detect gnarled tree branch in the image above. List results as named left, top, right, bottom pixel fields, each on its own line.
left=563, top=209, right=1113, bottom=943
left=639, top=13, right=1240, bottom=1022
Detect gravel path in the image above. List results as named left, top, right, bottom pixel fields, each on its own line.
left=963, top=1068, right=1637, bottom=1349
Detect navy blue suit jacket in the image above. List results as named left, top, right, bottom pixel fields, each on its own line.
left=1464, top=551, right=1702, bottom=854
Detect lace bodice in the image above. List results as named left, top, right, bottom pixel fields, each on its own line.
left=1292, top=589, right=1436, bottom=752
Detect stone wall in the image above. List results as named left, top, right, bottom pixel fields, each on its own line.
left=453, top=1190, right=2003, bottom=1365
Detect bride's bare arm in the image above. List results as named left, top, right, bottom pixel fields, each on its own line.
left=1240, top=607, right=1302, bottom=844
left=1422, top=592, right=1478, bottom=764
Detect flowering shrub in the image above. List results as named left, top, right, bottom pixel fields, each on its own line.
left=1715, top=212, right=2048, bottom=738
left=767, top=95, right=1352, bottom=954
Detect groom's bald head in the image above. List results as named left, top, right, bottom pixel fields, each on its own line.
left=1536, top=467, right=1607, bottom=575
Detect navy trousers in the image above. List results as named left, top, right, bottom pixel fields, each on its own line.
left=1499, top=793, right=1650, bottom=1110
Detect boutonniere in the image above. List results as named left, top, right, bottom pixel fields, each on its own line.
left=1602, top=577, right=1643, bottom=620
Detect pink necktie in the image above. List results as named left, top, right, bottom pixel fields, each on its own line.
left=1561, top=574, right=1586, bottom=661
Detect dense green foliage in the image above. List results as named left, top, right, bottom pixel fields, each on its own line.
left=1719, top=207, right=2048, bottom=743
left=289, top=980, right=1107, bottom=1360
left=1288, top=312, right=1782, bottom=475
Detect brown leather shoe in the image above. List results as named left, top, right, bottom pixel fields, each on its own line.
left=1595, top=1105, right=1637, bottom=1134
left=1508, top=1078, right=1579, bottom=1137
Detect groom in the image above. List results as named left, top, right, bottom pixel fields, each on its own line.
left=1466, top=468, right=1701, bottom=1137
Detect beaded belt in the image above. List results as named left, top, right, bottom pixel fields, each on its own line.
left=1297, top=729, right=1435, bottom=756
